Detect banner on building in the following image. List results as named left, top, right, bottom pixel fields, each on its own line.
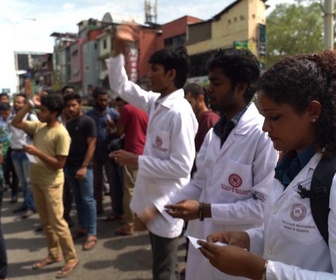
left=129, top=48, right=138, bottom=82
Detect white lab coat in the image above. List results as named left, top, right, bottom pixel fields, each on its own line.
left=106, top=55, right=198, bottom=238
left=167, top=103, right=278, bottom=280
left=247, top=153, right=336, bottom=279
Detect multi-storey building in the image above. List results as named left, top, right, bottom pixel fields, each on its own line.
left=49, top=0, right=268, bottom=96
left=50, top=32, right=77, bottom=90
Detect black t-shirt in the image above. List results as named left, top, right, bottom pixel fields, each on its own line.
left=65, top=114, right=97, bottom=168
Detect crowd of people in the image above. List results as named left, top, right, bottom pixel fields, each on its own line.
left=0, top=84, right=149, bottom=279
left=0, top=21, right=335, bottom=280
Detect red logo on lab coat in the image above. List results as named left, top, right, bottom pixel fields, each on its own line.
left=155, top=136, right=163, bottom=147
left=228, top=174, right=242, bottom=188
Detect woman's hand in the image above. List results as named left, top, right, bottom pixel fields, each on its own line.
left=198, top=240, right=266, bottom=279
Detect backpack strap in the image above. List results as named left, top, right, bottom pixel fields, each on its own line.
left=306, top=155, right=336, bottom=245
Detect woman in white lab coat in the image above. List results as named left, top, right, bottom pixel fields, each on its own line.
left=198, top=51, right=336, bottom=279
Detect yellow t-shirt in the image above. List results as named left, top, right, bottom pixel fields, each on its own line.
left=25, top=121, right=71, bottom=185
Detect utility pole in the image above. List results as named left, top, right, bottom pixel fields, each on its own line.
left=323, top=0, right=334, bottom=50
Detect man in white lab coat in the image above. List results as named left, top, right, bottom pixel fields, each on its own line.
left=106, top=24, right=198, bottom=280
left=164, top=48, right=278, bottom=280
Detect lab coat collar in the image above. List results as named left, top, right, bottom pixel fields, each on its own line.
left=156, top=89, right=184, bottom=109
left=218, top=103, right=261, bottom=154
left=286, top=152, right=322, bottom=189
left=233, top=103, right=262, bottom=135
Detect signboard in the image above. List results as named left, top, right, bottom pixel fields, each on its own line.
left=1, top=88, right=10, bottom=94
left=258, top=24, right=266, bottom=69
left=187, top=75, right=209, bottom=86
left=233, top=41, right=257, bottom=56
left=233, top=41, right=248, bottom=49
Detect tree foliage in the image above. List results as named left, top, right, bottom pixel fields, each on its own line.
left=266, top=1, right=323, bottom=67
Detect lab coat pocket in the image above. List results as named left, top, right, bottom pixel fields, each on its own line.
left=152, top=128, right=170, bottom=159
left=278, top=192, right=323, bottom=245
left=216, top=159, right=253, bottom=201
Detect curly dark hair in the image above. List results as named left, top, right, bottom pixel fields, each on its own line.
left=148, top=46, right=190, bottom=89
left=206, top=48, right=260, bottom=103
left=257, top=50, right=336, bottom=155
left=41, top=93, right=64, bottom=117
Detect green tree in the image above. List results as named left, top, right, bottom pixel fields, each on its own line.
left=266, top=1, right=323, bottom=67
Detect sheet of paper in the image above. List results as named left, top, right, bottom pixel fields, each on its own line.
left=18, top=139, right=37, bottom=163
left=25, top=153, right=37, bottom=163
left=153, top=201, right=175, bottom=222
left=19, top=139, right=27, bottom=146
left=187, top=235, right=228, bottom=249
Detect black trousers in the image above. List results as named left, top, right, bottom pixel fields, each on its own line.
left=149, top=231, right=180, bottom=280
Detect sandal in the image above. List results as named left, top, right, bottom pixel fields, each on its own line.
left=71, top=229, right=87, bottom=240
left=55, top=261, right=79, bottom=278
left=32, top=256, right=62, bottom=269
left=82, top=236, right=97, bottom=251
left=115, top=225, right=134, bottom=236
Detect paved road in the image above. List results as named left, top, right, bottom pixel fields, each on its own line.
left=2, top=191, right=186, bottom=280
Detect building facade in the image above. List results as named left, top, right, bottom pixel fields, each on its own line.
left=47, top=0, right=268, bottom=95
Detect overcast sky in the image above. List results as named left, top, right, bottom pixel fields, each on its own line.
left=0, top=0, right=294, bottom=92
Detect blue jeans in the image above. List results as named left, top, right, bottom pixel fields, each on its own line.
left=11, top=151, right=35, bottom=211
left=64, top=167, right=97, bottom=236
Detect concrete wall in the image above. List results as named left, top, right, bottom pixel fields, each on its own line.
left=187, top=0, right=266, bottom=56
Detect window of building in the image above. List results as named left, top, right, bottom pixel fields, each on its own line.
left=228, top=19, right=231, bottom=24
left=164, top=34, right=186, bottom=48
left=190, top=50, right=217, bottom=78
left=234, top=17, right=237, bottom=22
left=240, top=15, right=245, bottom=21
left=103, top=39, right=107, bottom=49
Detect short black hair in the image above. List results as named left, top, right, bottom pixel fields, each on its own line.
left=64, top=93, right=82, bottom=104
left=184, top=83, right=210, bottom=107
left=148, top=46, right=190, bottom=89
left=43, top=89, right=57, bottom=95
left=61, top=85, right=75, bottom=95
left=0, top=93, right=9, bottom=98
left=183, top=83, right=204, bottom=98
left=0, top=102, right=11, bottom=111
left=92, top=87, right=108, bottom=99
left=15, top=93, right=27, bottom=101
left=40, top=93, right=64, bottom=117
left=207, top=48, right=260, bottom=103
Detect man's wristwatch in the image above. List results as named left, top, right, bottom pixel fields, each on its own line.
left=261, top=260, right=268, bottom=280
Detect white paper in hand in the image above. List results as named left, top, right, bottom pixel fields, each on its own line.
left=153, top=201, right=175, bottom=222
left=19, top=139, right=37, bottom=163
left=187, top=235, right=228, bottom=249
